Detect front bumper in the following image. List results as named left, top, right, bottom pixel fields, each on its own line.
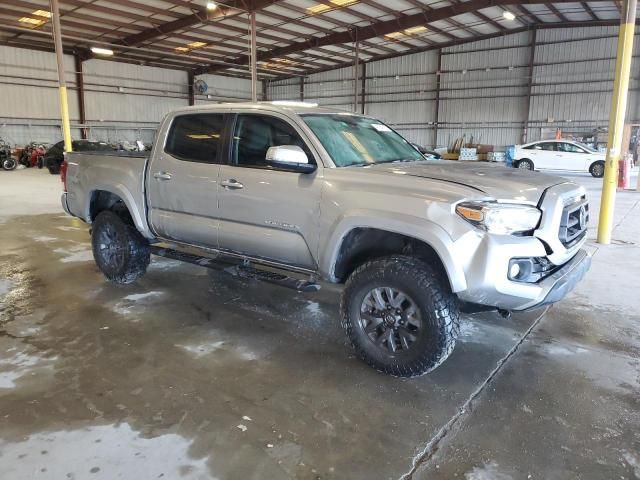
left=520, top=249, right=591, bottom=311
left=457, top=246, right=591, bottom=311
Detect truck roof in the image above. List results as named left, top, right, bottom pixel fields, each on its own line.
left=170, top=101, right=354, bottom=116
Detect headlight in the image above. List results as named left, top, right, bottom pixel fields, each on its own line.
left=456, top=201, right=541, bottom=235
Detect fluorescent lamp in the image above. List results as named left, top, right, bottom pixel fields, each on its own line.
left=32, top=10, right=51, bottom=18
left=404, top=26, right=427, bottom=35
left=206, top=1, right=217, bottom=10
left=19, top=17, right=46, bottom=27
left=502, top=10, right=515, bottom=20
left=91, top=47, right=114, bottom=56
left=306, top=3, right=331, bottom=14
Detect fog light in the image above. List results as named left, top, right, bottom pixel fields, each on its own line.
left=509, top=262, right=521, bottom=279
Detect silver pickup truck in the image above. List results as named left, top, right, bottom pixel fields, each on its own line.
left=61, top=102, right=591, bottom=377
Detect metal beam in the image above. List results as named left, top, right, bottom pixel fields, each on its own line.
left=581, top=2, right=600, bottom=20
left=205, top=0, right=611, bottom=73
left=434, top=49, right=442, bottom=148
left=74, top=54, right=87, bottom=139
left=299, top=76, right=304, bottom=101
left=250, top=12, right=257, bottom=102
left=119, top=0, right=282, bottom=47
left=361, top=62, right=366, bottom=115
left=354, top=39, right=359, bottom=113
left=545, top=3, right=569, bottom=22
left=188, top=71, right=195, bottom=106
left=50, top=0, right=72, bottom=152
left=522, top=26, right=537, bottom=143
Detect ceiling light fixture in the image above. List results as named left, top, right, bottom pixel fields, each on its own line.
left=18, top=17, right=46, bottom=27
left=404, top=26, right=427, bottom=35
left=306, top=0, right=358, bottom=15
left=188, top=41, right=207, bottom=48
left=385, top=25, right=428, bottom=40
left=32, top=10, right=51, bottom=18
left=206, top=1, right=217, bottom=10
left=502, top=10, right=515, bottom=20
left=91, top=47, right=114, bottom=56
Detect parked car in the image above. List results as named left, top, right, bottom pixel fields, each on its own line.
left=512, top=139, right=606, bottom=177
left=44, top=140, right=113, bottom=174
left=61, top=103, right=591, bottom=377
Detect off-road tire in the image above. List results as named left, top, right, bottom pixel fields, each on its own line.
left=91, top=210, right=150, bottom=284
left=589, top=160, right=605, bottom=178
left=516, top=159, right=534, bottom=170
left=48, top=165, right=60, bottom=175
left=340, top=255, right=459, bottom=377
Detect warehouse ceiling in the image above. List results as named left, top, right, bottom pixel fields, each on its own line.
left=0, top=0, right=632, bottom=79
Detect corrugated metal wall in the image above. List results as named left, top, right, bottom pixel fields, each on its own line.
left=0, top=45, right=260, bottom=146
left=366, top=51, right=439, bottom=146
left=0, top=45, right=80, bottom=145
left=528, top=26, right=640, bottom=142
left=268, top=26, right=640, bottom=150
left=438, top=31, right=530, bottom=149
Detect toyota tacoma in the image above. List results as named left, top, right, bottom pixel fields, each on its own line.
left=61, top=102, right=591, bottom=377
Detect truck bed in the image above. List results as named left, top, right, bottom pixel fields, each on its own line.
left=64, top=150, right=152, bottom=237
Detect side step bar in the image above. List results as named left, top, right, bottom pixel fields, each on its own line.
left=150, top=246, right=321, bottom=293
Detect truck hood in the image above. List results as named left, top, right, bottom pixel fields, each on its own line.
left=366, top=160, right=567, bottom=204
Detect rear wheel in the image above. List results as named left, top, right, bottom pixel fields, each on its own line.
left=589, top=161, right=605, bottom=178
left=340, top=255, right=459, bottom=377
left=91, top=210, right=150, bottom=284
left=516, top=159, right=534, bottom=170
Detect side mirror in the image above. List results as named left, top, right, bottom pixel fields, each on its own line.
left=266, top=145, right=316, bottom=173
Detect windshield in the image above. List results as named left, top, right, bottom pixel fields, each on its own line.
left=301, top=114, right=424, bottom=167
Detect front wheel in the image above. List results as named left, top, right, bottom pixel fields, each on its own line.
left=516, top=159, right=534, bottom=170
left=2, top=158, right=17, bottom=170
left=589, top=161, right=605, bottom=178
left=340, top=255, right=459, bottom=377
left=91, top=210, right=150, bottom=284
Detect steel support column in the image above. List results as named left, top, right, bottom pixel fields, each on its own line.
left=188, top=71, right=195, bottom=106
left=434, top=49, right=442, bottom=148
left=50, top=0, right=72, bottom=152
left=250, top=12, right=258, bottom=102
left=597, top=0, right=637, bottom=244
left=299, top=76, right=304, bottom=101
left=522, top=26, right=537, bottom=143
left=353, top=39, right=359, bottom=113
left=360, top=62, right=366, bottom=114
left=74, top=54, right=87, bottom=139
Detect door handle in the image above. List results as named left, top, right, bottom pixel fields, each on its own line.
left=153, top=171, right=172, bottom=180
left=221, top=179, right=244, bottom=190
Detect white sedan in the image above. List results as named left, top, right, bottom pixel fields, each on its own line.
left=512, top=140, right=606, bottom=177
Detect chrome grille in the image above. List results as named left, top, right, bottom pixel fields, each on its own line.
left=559, top=196, right=588, bottom=247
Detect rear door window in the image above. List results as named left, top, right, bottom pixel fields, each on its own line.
left=165, top=114, right=225, bottom=163
left=527, top=142, right=556, bottom=151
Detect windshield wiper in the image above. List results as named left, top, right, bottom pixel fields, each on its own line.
left=390, top=158, right=424, bottom=163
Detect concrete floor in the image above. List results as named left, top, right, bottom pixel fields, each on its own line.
left=0, top=167, right=638, bottom=480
